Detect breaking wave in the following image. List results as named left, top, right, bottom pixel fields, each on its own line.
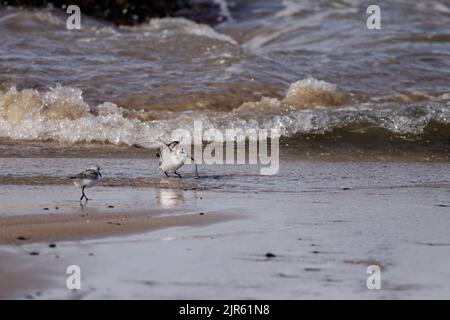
left=0, top=78, right=449, bottom=148
left=124, top=17, right=238, bottom=45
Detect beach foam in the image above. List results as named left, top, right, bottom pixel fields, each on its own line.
left=0, top=80, right=449, bottom=147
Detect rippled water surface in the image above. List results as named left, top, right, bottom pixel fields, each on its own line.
left=0, top=1, right=449, bottom=158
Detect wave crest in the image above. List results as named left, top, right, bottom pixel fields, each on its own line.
left=236, top=77, right=353, bottom=113
left=125, top=17, right=237, bottom=44
left=283, top=78, right=353, bottom=108
left=0, top=80, right=449, bottom=147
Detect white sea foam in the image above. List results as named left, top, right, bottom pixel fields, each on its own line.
left=0, top=80, right=449, bottom=146
left=129, top=17, right=237, bottom=45
left=283, top=78, right=353, bottom=108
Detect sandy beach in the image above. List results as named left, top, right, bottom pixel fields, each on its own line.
left=0, top=210, right=230, bottom=245
left=1, top=0, right=450, bottom=301
left=1, top=158, right=449, bottom=299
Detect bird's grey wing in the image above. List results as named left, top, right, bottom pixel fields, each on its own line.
left=84, top=170, right=99, bottom=179
left=133, top=138, right=172, bottom=150
left=70, top=169, right=97, bottom=179
left=132, top=141, right=156, bottom=149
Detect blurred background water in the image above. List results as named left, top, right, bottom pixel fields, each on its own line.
left=0, top=0, right=449, bottom=159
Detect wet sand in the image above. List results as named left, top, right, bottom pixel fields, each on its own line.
left=0, top=160, right=450, bottom=299
left=1, top=0, right=449, bottom=301
left=0, top=210, right=230, bottom=245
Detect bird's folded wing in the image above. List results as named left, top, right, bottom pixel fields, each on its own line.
left=132, top=140, right=165, bottom=150
left=70, top=169, right=97, bottom=179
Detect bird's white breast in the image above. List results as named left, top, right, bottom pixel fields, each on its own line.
left=73, top=178, right=98, bottom=188
left=160, top=152, right=185, bottom=172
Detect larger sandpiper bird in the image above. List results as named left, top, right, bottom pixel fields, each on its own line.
left=70, top=165, right=102, bottom=201
left=134, top=140, right=198, bottom=178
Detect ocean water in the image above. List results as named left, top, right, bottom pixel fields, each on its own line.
left=0, top=1, right=449, bottom=159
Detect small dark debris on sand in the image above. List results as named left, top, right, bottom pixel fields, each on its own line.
left=89, top=253, right=94, bottom=257
left=278, top=273, right=297, bottom=278
left=304, top=268, right=321, bottom=272
left=436, top=204, right=449, bottom=208
left=199, top=212, right=205, bottom=216
left=342, top=188, right=351, bottom=191
left=265, top=252, right=276, bottom=258
left=107, top=221, right=121, bottom=226
left=49, top=243, right=56, bottom=248
left=29, top=251, right=39, bottom=256
left=17, top=236, right=27, bottom=241
left=43, top=208, right=49, bottom=211
left=108, top=205, right=115, bottom=208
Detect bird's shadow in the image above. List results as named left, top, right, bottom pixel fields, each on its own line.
left=162, top=175, right=222, bottom=180
left=79, top=199, right=88, bottom=210
left=194, top=175, right=222, bottom=180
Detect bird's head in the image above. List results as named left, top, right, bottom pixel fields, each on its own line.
left=90, top=165, right=102, bottom=177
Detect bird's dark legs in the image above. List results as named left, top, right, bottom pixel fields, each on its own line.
left=163, top=171, right=182, bottom=178
left=191, top=156, right=199, bottom=178
left=80, top=186, right=90, bottom=201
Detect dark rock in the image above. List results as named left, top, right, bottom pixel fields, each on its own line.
left=3, top=0, right=225, bottom=26
left=108, top=205, right=115, bottom=208
left=43, top=208, right=49, bottom=210
left=29, top=251, right=39, bottom=256
left=49, top=243, right=56, bottom=248
left=17, top=236, right=27, bottom=241
left=199, top=212, right=204, bottom=215
left=265, top=252, right=276, bottom=258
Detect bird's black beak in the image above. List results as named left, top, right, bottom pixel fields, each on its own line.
left=99, top=172, right=102, bottom=177
left=156, top=153, right=160, bottom=158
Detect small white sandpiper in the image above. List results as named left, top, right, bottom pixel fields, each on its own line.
left=70, top=165, right=102, bottom=201
left=134, top=140, right=198, bottom=178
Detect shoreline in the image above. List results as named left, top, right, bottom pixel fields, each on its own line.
left=0, top=140, right=449, bottom=163
left=0, top=210, right=230, bottom=245
left=0, top=161, right=449, bottom=299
